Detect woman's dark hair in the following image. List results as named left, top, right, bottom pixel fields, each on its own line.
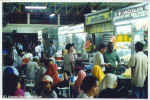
left=44, top=59, right=53, bottom=67
left=3, top=73, right=20, bottom=96
left=135, top=42, right=144, bottom=52
left=65, top=43, right=73, bottom=50
left=98, top=43, right=106, bottom=50
left=81, top=76, right=98, bottom=93
left=50, top=40, right=53, bottom=44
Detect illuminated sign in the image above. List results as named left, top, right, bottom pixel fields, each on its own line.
left=85, top=11, right=112, bottom=25
left=114, top=4, right=148, bottom=21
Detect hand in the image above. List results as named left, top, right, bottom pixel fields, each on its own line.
left=106, top=63, right=112, bottom=67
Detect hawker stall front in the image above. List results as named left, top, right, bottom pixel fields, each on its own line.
left=113, top=2, right=148, bottom=64
left=84, top=9, right=114, bottom=53
left=58, top=24, right=87, bottom=73
left=111, top=3, right=149, bottom=98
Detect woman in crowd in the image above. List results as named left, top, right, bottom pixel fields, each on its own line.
left=45, top=58, right=62, bottom=86
left=91, top=65, right=105, bottom=84
left=13, top=76, right=25, bottom=97
left=73, top=70, right=86, bottom=97
left=64, top=43, right=75, bottom=75
left=79, top=76, right=99, bottom=98
left=97, top=73, right=118, bottom=98
left=3, top=65, right=24, bottom=97
left=40, top=75, right=57, bottom=98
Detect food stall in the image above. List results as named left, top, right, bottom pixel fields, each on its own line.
left=58, top=23, right=87, bottom=54
left=113, top=2, right=148, bottom=64
left=42, top=27, right=59, bottom=55
left=58, top=24, right=87, bottom=72
left=84, top=8, right=114, bottom=52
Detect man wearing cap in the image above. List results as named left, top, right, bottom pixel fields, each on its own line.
left=127, top=42, right=148, bottom=98
left=64, top=43, right=75, bottom=75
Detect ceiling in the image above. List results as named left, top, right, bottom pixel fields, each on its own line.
left=3, top=2, right=138, bottom=26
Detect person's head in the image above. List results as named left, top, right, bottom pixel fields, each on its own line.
left=23, top=53, right=33, bottom=61
left=63, top=70, right=71, bottom=80
left=42, top=75, right=53, bottom=90
left=37, top=41, right=41, bottom=46
left=50, top=41, right=53, bottom=46
left=3, top=74, right=20, bottom=96
left=33, top=56, right=39, bottom=63
left=98, top=43, right=106, bottom=54
left=22, top=58, right=29, bottom=65
left=135, top=41, right=144, bottom=52
left=91, top=65, right=105, bottom=84
left=100, top=73, right=118, bottom=90
left=77, top=70, right=86, bottom=81
left=44, top=59, right=53, bottom=67
left=75, top=70, right=86, bottom=88
left=65, top=43, right=73, bottom=53
left=107, top=42, right=114, bottom=53
left=81, top=76, right=99, bottom=97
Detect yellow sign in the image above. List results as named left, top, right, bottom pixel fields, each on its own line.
left=86, top=11, right=111, bottom=25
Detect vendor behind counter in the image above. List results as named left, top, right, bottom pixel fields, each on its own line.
left=104, top=42, right=120, bottom=68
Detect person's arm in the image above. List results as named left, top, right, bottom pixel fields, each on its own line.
left=53, top=46, right=57, bottom=56
left=127, top=55, right=136, bottom=68
left=93, top=53, right=101, bottom=66
left=116, top=53, right=120, bottom=65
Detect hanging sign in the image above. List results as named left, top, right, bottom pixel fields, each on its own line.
left=85, top=11, right=112, bottom=25
left=114, top=4, right=148, bottom=22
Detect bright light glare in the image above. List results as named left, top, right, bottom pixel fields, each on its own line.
left=25, top=6, right=47, bottom=9
left=49, top=13, right=56, bottom=17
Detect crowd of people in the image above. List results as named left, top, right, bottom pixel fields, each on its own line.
left=2, top=40, right=148, bottom=98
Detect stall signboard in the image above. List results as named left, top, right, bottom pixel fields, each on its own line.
left=87, top=22, right=114, bottom=33
left=85, top=11, right=112, bottom=25
left=114, top=4, right=148, bottom=22
left=68, top=24, right=84, bottom=34
left=58, top=26, right=70, bottom=34
left=58, top=24, right=84, bottom=34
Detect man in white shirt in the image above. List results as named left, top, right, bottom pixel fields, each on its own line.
left=127, top=41, right=148, bottom=98
left=35, top=41, right=42, bottom=58
left=93, top=43, right=108, bottom=71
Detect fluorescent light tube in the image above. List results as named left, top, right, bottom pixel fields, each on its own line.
left=25, top=6, right=47, bottom=10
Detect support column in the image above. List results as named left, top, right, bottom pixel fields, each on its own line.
left=57, top=14, right=60, bottom=26
left=27, top=13, right=30, bottom=24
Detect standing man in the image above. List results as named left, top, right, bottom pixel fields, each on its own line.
left=48, top=41, right=56, bottom=58
left=127, top=42, right=148, bottom=98
left=93, top=43, right=107, bottom=68
left=35, top=41, right=42, bottom=58
left=64, top=43, right=75, bottom=75
left=104, top=42, right=120, bottom=68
